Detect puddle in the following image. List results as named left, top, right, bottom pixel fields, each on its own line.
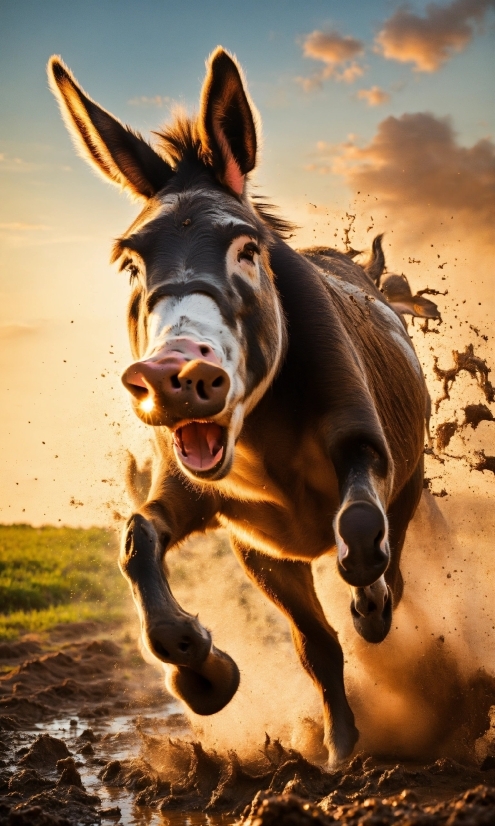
left=3, top=708, right=237, bottom=825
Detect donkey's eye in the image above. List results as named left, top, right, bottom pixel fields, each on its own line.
left=238, top=242, right=260, bottom=264
left=126, top=263, right=140, bottom=283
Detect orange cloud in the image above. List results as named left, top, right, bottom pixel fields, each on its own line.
left=303, top=29, right=364, bottom=64
left=376, top=0, right=495, bottom=72
left=0, top=222, right=49, bottom=231
left=0, top=322, right=40, bottom=340
left=127, top=95, right=171, bottom=107
left=297, top=29, right=365, bottom=90
left=356, top=86, right=391, bottom=106
left=311, top=112, right=495, bottom=239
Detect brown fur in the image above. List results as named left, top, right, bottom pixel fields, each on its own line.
left=48, top=47, right=427, bottom=764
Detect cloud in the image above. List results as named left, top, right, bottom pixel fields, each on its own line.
left=357, top=86, right=391, bottom=106
left=338, top=63, right=365, bottom=84
left=309, top=112, right=495, bottom=237
left=295, top=66, right=333, bottom=93
left=127, top=95, right=171, bottom=107
left=376, top=0, right=495, bottom=72
left=297, top=29, right=365, bottom=90
left=303, top=29, right=364, bottom=64
left=0, top=153, right=33, bottom=172
left=0, top=322, right=39, bottom=340
left=0, top=222, right=49, bottom=231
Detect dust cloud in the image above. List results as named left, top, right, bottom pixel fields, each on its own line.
left=162, top=468, right=495, bottom=764
left=164, top=533, right=322, bottom=759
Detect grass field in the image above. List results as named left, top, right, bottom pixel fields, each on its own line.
left=0, top=524, right=128, bottom=640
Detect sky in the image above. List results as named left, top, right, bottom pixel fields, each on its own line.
left=0, top=0, right=494, bottom=526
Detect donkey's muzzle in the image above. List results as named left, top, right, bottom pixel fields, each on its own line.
left=121, top=337, right=230, bottom=427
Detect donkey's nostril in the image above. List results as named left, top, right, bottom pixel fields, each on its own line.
left=374, top=530, right=384, bottom=545
left=152, top=640, right=170, bottom=659
left=211, top=376, right=224, bottom=388
left=170, top=374, right=181, bottom=389
left=128, top=383, right=147, bottom=398
left=178, top=639, right=191, bottom=653
left=200, top=345, right=210, bottom=356
left=196, top=380, right=208, bottom=400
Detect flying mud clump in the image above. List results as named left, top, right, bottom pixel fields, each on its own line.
left=433, top=343, right=495, bottom=413
left=428, top=344, right=495, bottom=481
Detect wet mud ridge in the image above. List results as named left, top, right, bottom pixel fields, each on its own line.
left=1, top=626, right=495, bottom=824
left=0, top=624, right=172, bottom=825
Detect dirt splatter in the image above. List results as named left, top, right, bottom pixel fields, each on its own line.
left=419, top=317, right=441, bottom=334
left=462, top=403, right=494, bottom=430
left=343, top=213, right=356, bottom=251
left=433, top=344, right=495, bottom=412
left=436, top=420, right=458, bottom=451
left=473, top=451, right=495, bottom=475
left=417, top=287, right=448, bottom=297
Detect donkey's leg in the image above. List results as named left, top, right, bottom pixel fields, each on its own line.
left=331, top=443, right=392, bottom=590
left=120, top=488, right=239, bottom=716
left=349, top=458, right=424, bottom=643
left=232, top=541, right=358, bottom=765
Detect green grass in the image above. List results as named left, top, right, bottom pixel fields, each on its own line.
left=0, top=524, right=128, bottom=640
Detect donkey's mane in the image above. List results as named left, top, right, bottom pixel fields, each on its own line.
left=251, top=196, right=296, bottom=238
left=153, top=112, right=295, bottom=238
left=154, top=111, right=204, bottom=168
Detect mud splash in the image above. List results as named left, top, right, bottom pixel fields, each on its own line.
left=1, top=626, right=495, bottom=825
left=433, top=343, right=494, bottom=412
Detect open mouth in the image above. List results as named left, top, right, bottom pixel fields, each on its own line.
left=173, top=421, right=226, bottom=473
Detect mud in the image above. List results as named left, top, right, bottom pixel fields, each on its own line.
left=462, top=403, right=494, bottom=430
left=474, top=451, right=495, bottom=475
left=1, top=626, right=495, bottom=825
left=433, top=343, right=495, bottom=412
left=435, top=421, right=458, bottom=452
left=241, top=785, right=495, bottom=825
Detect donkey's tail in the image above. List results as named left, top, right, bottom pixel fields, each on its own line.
left=364, top=234, right=385, bottom=287
left=125, top=451, right=153, bottom=509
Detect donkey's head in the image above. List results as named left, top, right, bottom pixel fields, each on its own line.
left=49, top=49, right=287, bottom=481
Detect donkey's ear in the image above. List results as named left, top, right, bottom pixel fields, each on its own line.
left=199, top=48, right=258, bottom=196
left=47, top=56, right=173, bottom=200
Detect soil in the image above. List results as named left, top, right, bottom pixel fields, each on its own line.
left=1, top=624, right=494, bottom=825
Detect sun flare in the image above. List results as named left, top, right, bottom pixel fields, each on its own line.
left=140, top=397, right=154, bottom=413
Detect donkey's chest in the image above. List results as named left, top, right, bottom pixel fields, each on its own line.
left=215, top=436, right=340, bottom=560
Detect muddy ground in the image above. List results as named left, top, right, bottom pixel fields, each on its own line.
left=0, top=623, right=494, bottom=825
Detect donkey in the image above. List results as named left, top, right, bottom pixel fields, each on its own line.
left=48, top=48, right=427, bottom=764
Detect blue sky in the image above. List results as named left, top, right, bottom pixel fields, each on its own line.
left=0, top=0, right=493, bottom=524
left=1, top=0, right=493, bottom=211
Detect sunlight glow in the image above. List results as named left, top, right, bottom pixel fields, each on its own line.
left=140, top=397, right=154, bottom=413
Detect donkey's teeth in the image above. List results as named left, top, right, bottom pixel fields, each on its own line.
left=206, top=423, right=223, bottom=455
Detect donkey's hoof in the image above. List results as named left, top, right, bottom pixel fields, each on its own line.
left=351, top=596, right=392, bottom=643
left=327, top=722, right=359, bottom=768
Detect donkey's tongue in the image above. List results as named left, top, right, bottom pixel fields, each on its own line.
left=176, top=422, right=224, bottom=471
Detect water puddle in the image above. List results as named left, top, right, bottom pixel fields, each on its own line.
left=4, top=707, right=237, bottom=825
